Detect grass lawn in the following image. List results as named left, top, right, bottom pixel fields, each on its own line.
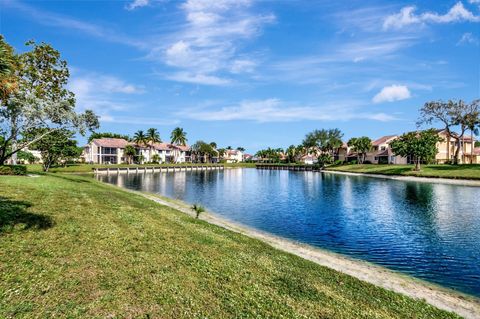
left=26, top=162, right=256, bottom=174
left=326, top=164, right=480, bottom=180
left=0, top=174, right=461, bottom=318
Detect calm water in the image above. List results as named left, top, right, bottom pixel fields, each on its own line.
left=97, top=168, right=480, bottom=297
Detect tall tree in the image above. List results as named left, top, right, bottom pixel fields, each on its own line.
left=236, top=146, right=245, bottom=152
left=146, top=128, right=161, bottom=161
left=191, top=140, right=216, bottom=163
left=170, top=127, right=187, bottom=163
left=170, top=127, right=187, bottom=146
left=124, top=145, right=136, bottom=164
left=0, top=39, right=99, bottom=165
left=347, top=137, right=372, bottom=164
left=390, top=129, right=442, bottom=171
left=302, top=128, right=344, bottom=161
left=133, top=130, right=148, bottom=147
left=464, top=101, right=480, bottom=163
left=418, top=100, right=478, bottom=164
left=26, top=128, right=81, bottom=172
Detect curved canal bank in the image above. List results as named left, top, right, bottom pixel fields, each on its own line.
left=321, top=169, right=480, bottom=186
left=113, top=185, right=480, bottom=319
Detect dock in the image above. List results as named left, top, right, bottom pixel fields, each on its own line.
left=93, top=165, right=225, bottom=174
left=256, top=164, right=322, bottom=171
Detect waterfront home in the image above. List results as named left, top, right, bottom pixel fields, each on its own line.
left=83, top=138, right=191, bottom=164
left=342, top=130, right=478, bottom=165
left=367, top=135, right=408, bottom=164
left=301, top=154, right=318, bottom=165
left=223, top=150, right=244, bottom=163
left=434, top=129, right=477, bottom=164
left=83, top=138, right=130, bottom=164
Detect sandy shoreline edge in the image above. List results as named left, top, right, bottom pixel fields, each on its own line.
left=107, top=183, right=480, bottom=319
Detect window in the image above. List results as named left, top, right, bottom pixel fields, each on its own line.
left=380, top=146, right=386, bottom=151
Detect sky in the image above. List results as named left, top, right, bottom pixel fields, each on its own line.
left=1, top=0, right=479, bottom=152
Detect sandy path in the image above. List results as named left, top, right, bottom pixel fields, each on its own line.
left=132, top=191, right=480, bottom=319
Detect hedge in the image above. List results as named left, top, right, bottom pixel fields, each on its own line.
left=0, top=165, right=27, bottom=176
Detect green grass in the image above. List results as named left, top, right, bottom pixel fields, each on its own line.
left=0, top=174, right=461, bottom=318
left=326, top=164, right=480, bottom=180
left=27, top=162, right=256, bottom=173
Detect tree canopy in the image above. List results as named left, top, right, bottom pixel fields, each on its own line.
left=390, top=129, right=442, bottom=171
left=27, top=128, right=81, bottom=171
left=418, top=99, right=479, bottom=164
left=170, top=127, right=187, bottom=146
left=0, top=38, right=99, bottom=164
left=347, top=137, right=372, bottom=164
left=88, top=132, right=130, bottom=143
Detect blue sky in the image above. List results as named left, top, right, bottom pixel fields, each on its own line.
left=1, top=0, right=479, bottom=152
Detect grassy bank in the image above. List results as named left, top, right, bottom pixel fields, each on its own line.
left=26, top=162, right=256, bottom=173
left=0, top=175, right=460, bottom=318
left=326, top=164, right=480, bottom=180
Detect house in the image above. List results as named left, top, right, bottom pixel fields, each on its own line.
left=223, top=150, right=244, bottom=163
left=301, top=155, right=317, bottom=165
left=434, top=129, right=477, bottom=164
left=367, top=135, right=408, bottom=164
left=83, top=138, right=191, bottom=164
left=82, top=138, right=130, bottom=164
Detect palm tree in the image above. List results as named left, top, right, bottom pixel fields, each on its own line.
left=170, top=127, right=187, bottom=145
left=146, top=128, right=161, bottom=162
left=170, top=127, right=187, bottom=163
left=133, top=130, right=148, bottom=163
left=236, top=146, right=245, bottom=152
left=209, top=142, right=217, bottom=149
left=124, top=145, right=136, bottom=164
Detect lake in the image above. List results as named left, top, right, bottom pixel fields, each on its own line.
left=96, top=168, right=480, bottom=297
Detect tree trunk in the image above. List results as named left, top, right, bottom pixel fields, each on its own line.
left=471, top=130, right=474, bottom=164
left=453, top=138, right=461, bottom=165
left=415, top=158, right=421, bottom=171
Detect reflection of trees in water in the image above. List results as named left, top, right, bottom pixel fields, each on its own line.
left=405, top=183, right=435, bottom=208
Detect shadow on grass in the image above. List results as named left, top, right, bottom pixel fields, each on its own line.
left=0, top=196, right=54, bottom=233
left=47, top=173, right=92, bottom=183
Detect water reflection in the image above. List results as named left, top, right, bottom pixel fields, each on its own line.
left=97, top=169, right=480, bottom=297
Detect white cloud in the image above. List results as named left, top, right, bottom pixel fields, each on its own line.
left=177, top=98, right=397, bottom=122
left=166, top=72, right=231, bottom=85
left=383, top=2, right=480, bottom=30
left=126, top=0, right=149, bottom=10
left=458, top=32, right=479, bottom=45
left=4, top=0, right=145, bottom=48
left=100, top=115, right=179, bottom=125
left=68, top=71, right=145, bottom=118
left=153, top=0, right=274, bottom=85
left=372, top=85, right=411, bottom=103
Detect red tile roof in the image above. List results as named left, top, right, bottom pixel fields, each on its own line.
left=92, top=138, right=129, bottom=148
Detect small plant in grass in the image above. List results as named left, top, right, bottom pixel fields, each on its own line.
left=191, top=203, right=205, bottom=219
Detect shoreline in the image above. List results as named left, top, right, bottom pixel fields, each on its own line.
left=107, top=183, right=480, bottom=319
left=322, top=169, right=480, bottom=187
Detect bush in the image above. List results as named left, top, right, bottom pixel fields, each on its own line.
left=363, top=160, right=372, bottom=164
left=333, top=160, right=344, bottom=166
left=349, top=160, right=358, bottom=165
left=0, top=165, right=27, bottom=175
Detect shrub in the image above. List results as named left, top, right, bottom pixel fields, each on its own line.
left=191, top=203, right=205, bottom=219
left=333, top=160, right=344, bottom=166
left=0, top=165, right=27, bottom=175
left=349, top=160, right=358, bottom=165
left=363, top=160, right=372, bottom=164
